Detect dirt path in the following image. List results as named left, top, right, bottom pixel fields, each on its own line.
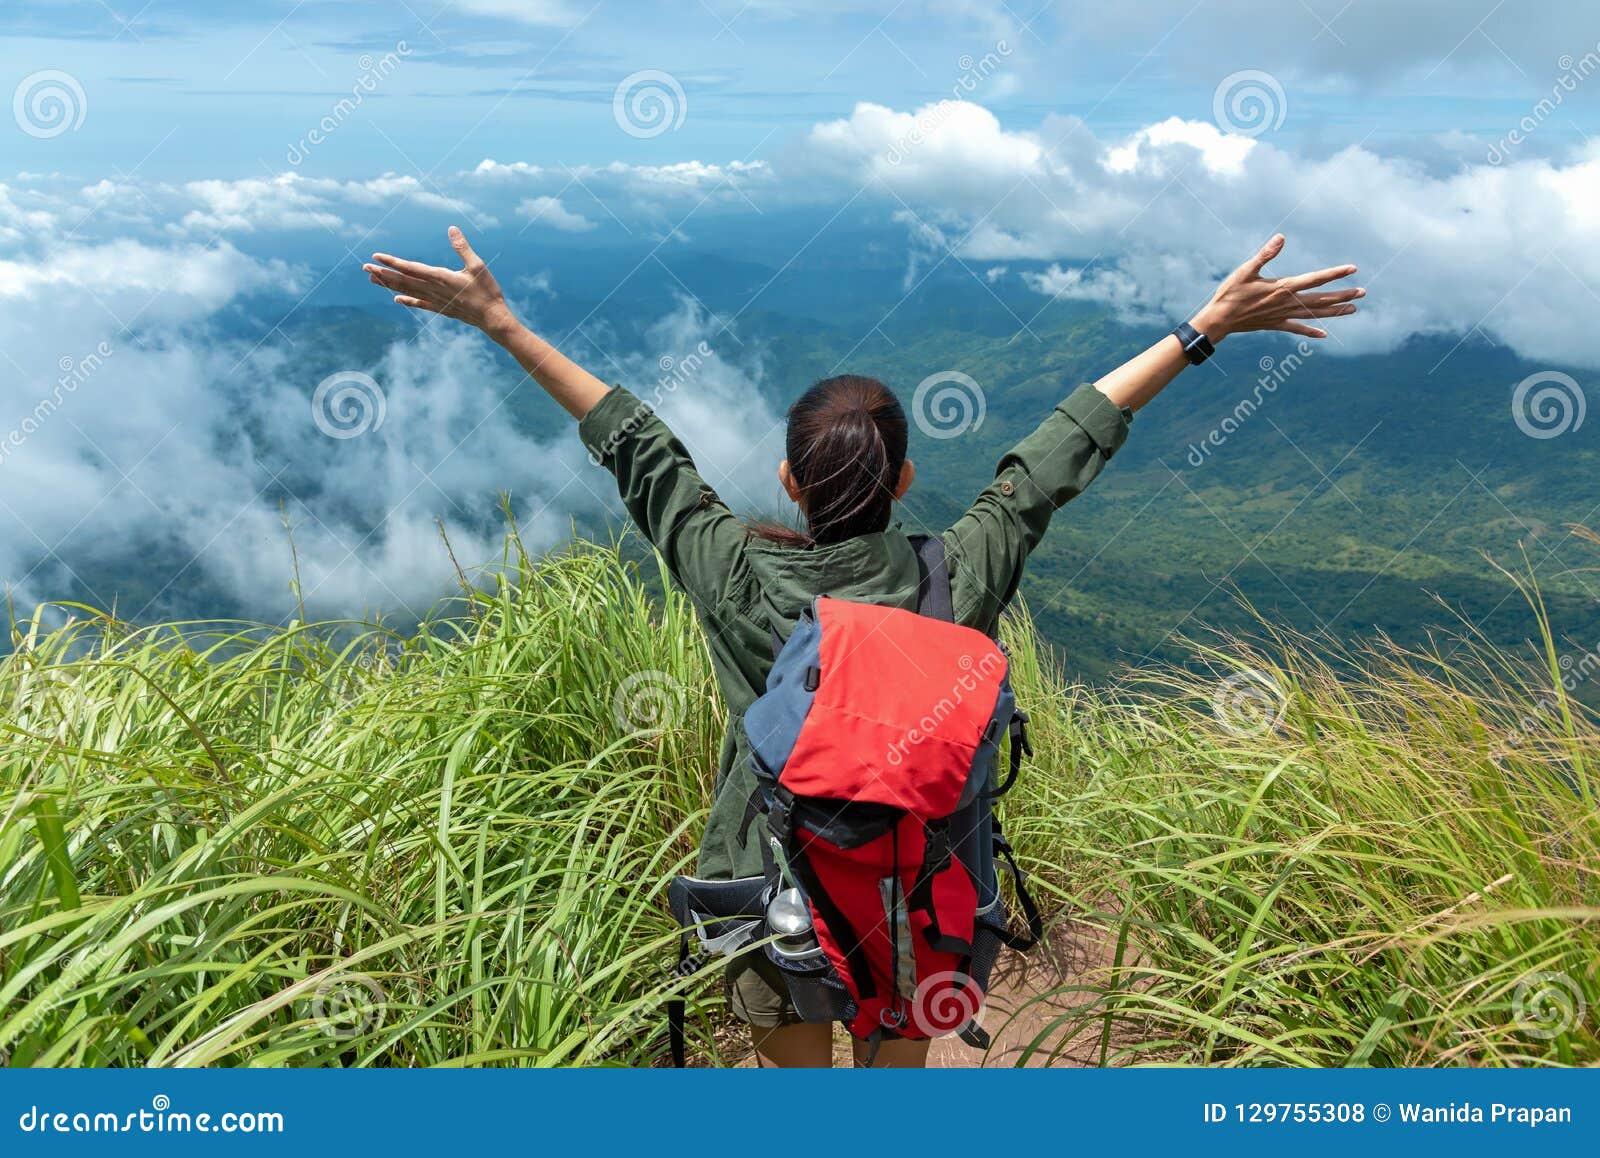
left=927, top=918, right=1116, bottom=1068
left=723, top=918, right=1121, bottom=1068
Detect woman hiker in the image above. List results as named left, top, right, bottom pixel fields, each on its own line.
left=364, top=228, right=1362, bottom=1066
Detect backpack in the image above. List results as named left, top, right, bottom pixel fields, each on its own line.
left=666, top=535, right=1041, bottom=1064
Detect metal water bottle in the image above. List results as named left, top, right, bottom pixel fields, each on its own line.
left=765, top=887, right=821, bottom=961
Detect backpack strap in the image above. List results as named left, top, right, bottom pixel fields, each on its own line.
left=905, top=818, right=972, bottom=956
left=983, top=709, right=1031, bottom=799
left=908, top=533, right=954, bottom=623
left=992, top=824, right=1044, bottom=950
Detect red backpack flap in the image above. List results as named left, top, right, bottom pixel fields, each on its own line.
left=777, top=597, right=1007, bottom=818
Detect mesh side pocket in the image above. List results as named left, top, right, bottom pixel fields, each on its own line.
left=967, top=900, right=1010, bottom=993
left=763, top=940, right=854, bottom=1023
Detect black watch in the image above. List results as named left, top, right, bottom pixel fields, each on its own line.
left=1172, top=321, right=1216, bottom=365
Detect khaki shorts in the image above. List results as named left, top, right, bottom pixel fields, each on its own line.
left=725, top=949, right=803, bottom=1028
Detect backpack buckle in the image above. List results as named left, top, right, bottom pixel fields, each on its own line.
left=767, top=788, right=795, bottom=843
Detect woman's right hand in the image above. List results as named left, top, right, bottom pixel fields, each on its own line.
left=363, top=226, right=518, bottom=339
left=1192, top=234, right=1364, bottom=341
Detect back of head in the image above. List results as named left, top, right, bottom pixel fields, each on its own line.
left=758, top=374, right=908, bottom=547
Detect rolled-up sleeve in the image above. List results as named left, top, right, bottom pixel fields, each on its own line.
left=579, top=386, right=747, bottom=607
left=945, top=382, right=1132, bottom=627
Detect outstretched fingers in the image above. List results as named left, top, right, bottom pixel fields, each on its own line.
left=1292, top=287, right=1365, bottom=306
left=369, top=251, right=449, bottom=280
left=1288, top=286, right=1364, bottom=319
left=393, top=295, right=443, bottom=313
left=364, top=264, right=435, bottom=299
left=1277, top=321, right=1329, bottom=339
left=1282, top=264, right=1360, bottom=291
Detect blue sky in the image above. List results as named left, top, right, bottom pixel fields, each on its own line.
left=4, top=0, right=1597, bottom=180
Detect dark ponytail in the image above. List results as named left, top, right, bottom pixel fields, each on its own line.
left=750, top=374, right=908, bottom=547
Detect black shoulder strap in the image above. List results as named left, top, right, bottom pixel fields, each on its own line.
left=908, top=533, right=954, bottom=623
left=992, top=825, right=1044, bottom=951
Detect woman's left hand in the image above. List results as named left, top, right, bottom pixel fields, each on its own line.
left=1193, top=234, right=1364, bottom=341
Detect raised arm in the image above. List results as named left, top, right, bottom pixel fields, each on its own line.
left=945, top=234, right=1362, bottom=629
left=364, top=226, right=611, bottom=419
left=363, top=228, right=745, bottom=608
left=1094, top=233, right=1361, bottom=411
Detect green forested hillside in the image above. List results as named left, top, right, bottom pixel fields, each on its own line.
left=738, top=292, right=1599, bottom=683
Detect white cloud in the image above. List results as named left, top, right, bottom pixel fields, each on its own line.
left=0, top=234, right=782, bottom=621
left=0, top=183, right=57, bottom=241
left=516, top=195, right=596, bottom=232
left=1104, top=117, right=1256, bottom=177
left=0, top=239, right=295, bottom=317
left=177, top=175, right=346, bottom=234
left=171, top=173, right=493, bottom=236
left=1021, top=263, right=1152, bottom=316
left=801, top=101, right=1600, bottom=366
left=804, top=101, right=1041, bottom=192
left=469, top=158, right=772, bottom=206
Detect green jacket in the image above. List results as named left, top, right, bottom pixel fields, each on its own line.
left=579, top=381, right=1133, bottom=880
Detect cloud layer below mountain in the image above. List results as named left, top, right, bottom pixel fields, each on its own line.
left=2, top=97, right=1594, bottom=620
left=0, top=240, right=783, bottom=622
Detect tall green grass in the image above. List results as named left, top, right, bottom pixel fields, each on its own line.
left=2, top=533, right=1595, bottom=1066
left=999, top=591, right=1599, bottom=1066
left=2, top=537, right=722, bottom=1066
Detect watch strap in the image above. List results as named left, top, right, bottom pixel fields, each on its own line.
left=1173, top=321, right=1215, bottom=365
